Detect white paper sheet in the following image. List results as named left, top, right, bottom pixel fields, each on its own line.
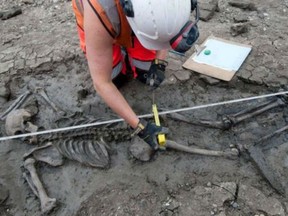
left=192, top=39, right=252, bottom=71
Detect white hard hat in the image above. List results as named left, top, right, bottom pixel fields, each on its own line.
left=122, top=0, right=192, bottom=50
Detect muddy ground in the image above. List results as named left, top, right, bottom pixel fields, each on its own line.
left=0, top=0, right=288, bottom=215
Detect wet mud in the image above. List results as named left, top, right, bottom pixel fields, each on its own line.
left=0, top=0, right=288, bottom=215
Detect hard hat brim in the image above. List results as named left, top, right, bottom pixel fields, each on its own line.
left=135, top=34, right=171, bottom=51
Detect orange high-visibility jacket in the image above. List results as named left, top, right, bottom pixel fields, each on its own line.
left=72, top=0, right=133, bottom=52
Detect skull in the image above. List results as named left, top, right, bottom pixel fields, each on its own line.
left=5, top=109, right=38, bottom=138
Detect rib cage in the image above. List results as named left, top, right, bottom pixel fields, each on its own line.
left=37, top=118, right=132, bottom=168
left=54, top=138, right=110, bottom=168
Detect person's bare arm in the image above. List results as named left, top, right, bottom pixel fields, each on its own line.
left=83, top=0, right=139, bottom=128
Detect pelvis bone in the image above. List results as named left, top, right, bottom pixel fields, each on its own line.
left=24, top=142, right=64, bottom=167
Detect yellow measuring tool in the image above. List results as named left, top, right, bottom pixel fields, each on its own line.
left=152, top=103, right=166, bottom=147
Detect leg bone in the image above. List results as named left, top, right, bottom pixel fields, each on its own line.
left=165, top=140, right=239, bottom=159
left=167, top=112, right=227, bottom=129
left=23, top=172, right=39, bottom=197
left=24, top=158, right=56, bottom=214
left=229, top=98, right=285, bottom=125
left=255, top=125, right=288, bottom=147
left=168, top=98, right=285, bottom=130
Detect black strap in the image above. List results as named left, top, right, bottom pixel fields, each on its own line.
left=191, top=0, right=198, bottom=11
left=120, top=0, right=134, bottom=17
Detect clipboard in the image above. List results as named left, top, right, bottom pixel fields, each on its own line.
left=183, top=36, right=252, bottom=81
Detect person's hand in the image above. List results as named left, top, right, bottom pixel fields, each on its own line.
left=131, top=119, right=169, bottom=150
left=146, top=59, right=168, bottom=88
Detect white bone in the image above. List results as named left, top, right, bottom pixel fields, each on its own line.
left=25, top=121, right=39, bottom=143
left=35, top=87, right=65, bottom=116
left=0, top=91, right=31, bottom=121
left=5, top=109, right=31, bottom=136
left=165, top=140, right=239, bottom=159
left=24, top=158, right=56, bottom=214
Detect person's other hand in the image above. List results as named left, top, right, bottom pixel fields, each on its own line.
left=131, top=119, right=169, bottom=150
left=146, top=59, right=168, bottom=88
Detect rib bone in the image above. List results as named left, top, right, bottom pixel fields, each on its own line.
left=54, top=138, right=110, bottom=168
left=24, top=158, right=56, bottom=214
left=165, top=140, right=239, bottom=159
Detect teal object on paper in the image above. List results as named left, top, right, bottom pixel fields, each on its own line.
left=204, top=50, right=211, bottom=55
